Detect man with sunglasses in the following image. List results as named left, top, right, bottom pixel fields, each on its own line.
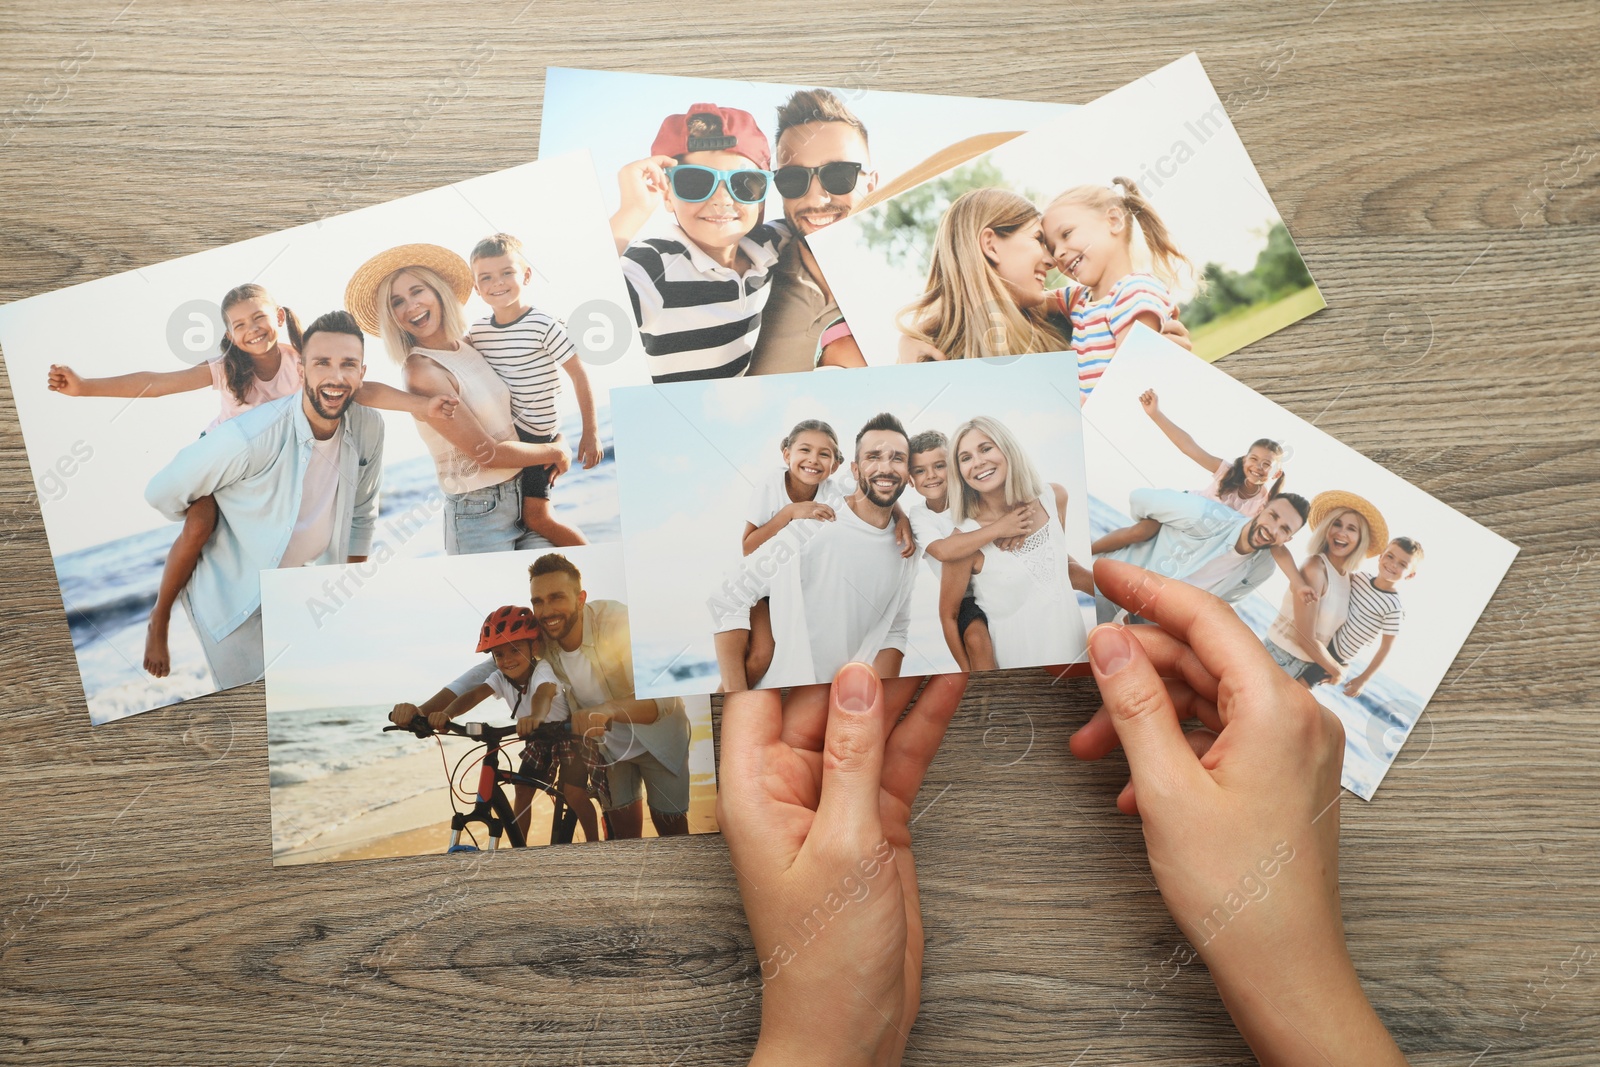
left=610, top=103, right=788, bottom=382
left=747, top=89, right=880, bottom=376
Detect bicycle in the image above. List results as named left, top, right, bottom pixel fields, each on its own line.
left=384, top=718, right=602, bottom=852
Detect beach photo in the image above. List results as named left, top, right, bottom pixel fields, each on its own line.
left=1082, top=326, right=1518, bottom=798
left=0, top=150, right=649, bottom=723
left=260, top=544, right=716, bottom=865
left=808, top=52, right=1324, bottom=391
left=538, top=67, right=1075, bottom=381
left=611, top=353, right=1094, bottom=696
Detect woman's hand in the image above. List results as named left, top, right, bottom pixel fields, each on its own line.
left=1071, top=559, right=1406, bottom=1066
left=721, top=663, right=967, bottom=1067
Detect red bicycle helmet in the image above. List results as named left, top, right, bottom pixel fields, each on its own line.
left=477, top=605, right=538, bottom=653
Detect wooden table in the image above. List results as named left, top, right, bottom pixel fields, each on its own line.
left=2, top=1, right=1596, bottom=1063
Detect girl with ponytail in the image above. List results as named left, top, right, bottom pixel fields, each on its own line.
left=1041, top=177, right=1192, bottom=401
left=46, top=283, right=452, bottom=679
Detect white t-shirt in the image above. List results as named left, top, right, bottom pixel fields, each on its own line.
left=907, top=501, right=954, bottom=580
left=745, top=466, right=846, bottom=528
left=484, top=660, right=568, bottom=725
left=710, top=498, right=918, bottom=687
left=1180, top=544, right=1258, bottom=597
left=556, top=642, right=644, bottom=763
left=279, top=431, right=343, bottom=569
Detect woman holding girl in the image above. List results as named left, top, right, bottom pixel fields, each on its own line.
left=1263, top=491, right=1388, bottom=687
left=345, top=244, right=570, bottom=555
left=936, top=415, right=1088, bottom=669
left=896, top=183, right=1191, bottom=392
left=46, top=282, right=453, bottom=676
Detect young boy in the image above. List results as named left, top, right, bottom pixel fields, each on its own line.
left=609, top=102, right=788, bottom=382
left=906, top=430, right=1042, bottom=672
left=436, top=605, right=602, bottom=844
left=1304, top=536, right=1420, bottom=696
left=467, top=233, right=600, bottom=547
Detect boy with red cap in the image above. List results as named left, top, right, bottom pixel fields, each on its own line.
left=609, top=103, right=789, bottom=382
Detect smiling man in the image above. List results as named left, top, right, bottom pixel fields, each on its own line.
left=145, top=310, right=385, bottom=688
left=1090, top=488, right=1311, bottom=625
left=711, top=412, right=918, bottom=690
left=747, top=89, right=880, bottom=375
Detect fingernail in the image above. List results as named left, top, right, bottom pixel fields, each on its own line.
left=835, top=661, right=879, bottom=713
left=1089, top=626, right=1133, bottom=675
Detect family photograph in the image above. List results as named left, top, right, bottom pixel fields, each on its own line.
left=1081, top=327, right=1518, bottom=798
left=260, top=545, right=717, bottom=864
left=0, top=153, right=649, bottom=722
left=809, top=53, right=1324, bottom=386
left=537, top=67, right=1074, bottom=381
left=611, top=355, right=1094, bottom=695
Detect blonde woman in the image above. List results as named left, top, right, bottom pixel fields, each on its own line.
left=896, top=189, right=1070, bottom=363
left=936, top=415, right=1087, bottom=669
left=1264, top=491, right=1387, bottom=687
left=345, top=244, right=570, bottom=554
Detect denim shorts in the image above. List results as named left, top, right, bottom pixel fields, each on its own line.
left=1264, top=638, right=1315, bottom=680
left=515, top=427, right=558, bottom=500
left=442, top=476, right=555, bottom=555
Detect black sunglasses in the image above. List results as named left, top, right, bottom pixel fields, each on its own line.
left=772, top=161, right=866, bottom=200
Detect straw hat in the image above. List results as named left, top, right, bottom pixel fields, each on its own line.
left=344, top=243, right=473, bottom=337
left=1307, top=490, right=1388, bottom=558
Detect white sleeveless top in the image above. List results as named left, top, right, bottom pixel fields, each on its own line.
left=1268, top=551, right=1353, bottom=662
left=959, top=491, right=1088, bottom=669
left=410, top=339, right=522, bottom=495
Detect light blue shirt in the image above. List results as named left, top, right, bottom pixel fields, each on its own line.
left=1095, top=488, right=1275, bottom=623
left=145, top=395, right=384, bottom=642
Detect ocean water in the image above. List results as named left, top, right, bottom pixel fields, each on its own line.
left=56, top=408, right=617, bottom=724
left=1089, top=493, right=1425, bottom=799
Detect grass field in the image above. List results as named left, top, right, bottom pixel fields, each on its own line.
left=1188, top=286, right=1327, bottom=362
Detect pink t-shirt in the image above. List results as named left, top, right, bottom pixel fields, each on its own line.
left=205, top=344, right=302, bottom=430
left=1196, top=459, right=1270, bottom=517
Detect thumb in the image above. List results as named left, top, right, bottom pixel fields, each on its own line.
left=1087, top=625, right=1205, bottom=811
left=813, top=661, right=888, bottom=844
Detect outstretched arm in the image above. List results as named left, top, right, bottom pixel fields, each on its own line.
left=353, top=379, right=457, bottom=420
left=1270, top=543, right=1316, bottom=605
left=1138, top=389, right=1225, bottom=474
left=436, top=683, right=493, bottom=729
left=49, top=362, right=212, bottom=399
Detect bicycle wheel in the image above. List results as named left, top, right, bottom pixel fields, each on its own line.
left=490, top=787, right=528, bottom=849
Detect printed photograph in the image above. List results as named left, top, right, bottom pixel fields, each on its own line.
left=0, top=151, right=649, bottom=723
left=1082, top=326, right=1518, bottom=799
left=611, top=354, right=1095, bottom=696
left=808, top=53, right=1325, bottom=393
left=538, top=67, right=1074, bottom=380
left=261, top=544, right=716, bottom=865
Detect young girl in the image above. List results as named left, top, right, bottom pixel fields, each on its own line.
left=1091, top=388, right=1312, bottom=601
left=435, top=605, right=605, bottom=844
left=739, top=419, right=913, bottom=686
left=46, top=283, right=452, bottom=678
left=1040, top=178, right=1191, bottom=401
left=896, top=188, right=1070, bottom=363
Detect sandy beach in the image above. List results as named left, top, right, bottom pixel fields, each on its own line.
left=272, top=735, right=719, bottom=866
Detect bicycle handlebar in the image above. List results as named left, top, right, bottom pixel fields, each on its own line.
left=383, top=719, right=521, bottom=743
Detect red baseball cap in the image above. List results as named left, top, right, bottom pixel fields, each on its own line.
left=651, top=103, right=771, bottom=171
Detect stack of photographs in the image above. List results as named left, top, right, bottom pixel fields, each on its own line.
left=0, top=53, right=1516, bottom=865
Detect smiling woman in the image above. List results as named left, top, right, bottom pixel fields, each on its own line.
left=344, top=243, right=571, bottom=555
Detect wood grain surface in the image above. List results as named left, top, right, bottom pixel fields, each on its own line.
left=2, top=1, right=1597, bottom=1063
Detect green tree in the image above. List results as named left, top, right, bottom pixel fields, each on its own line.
left=1178, top=221, right=1313, bottom=327
left=857, top=158, right=1011, bottom=268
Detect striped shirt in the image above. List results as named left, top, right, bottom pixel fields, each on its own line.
left=467, top=308, right=575, bottom=437
left=1052, top=273, right=1176, bottom=402
left=620, top=221, right=786, bottom=383
left=1329, top=571, right=1405, bottom=665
